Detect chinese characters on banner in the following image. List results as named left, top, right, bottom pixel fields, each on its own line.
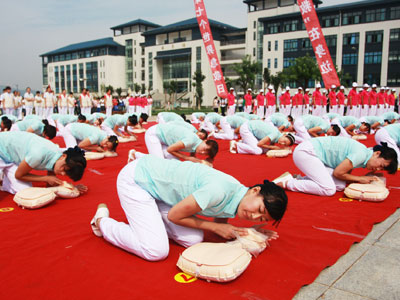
left=297, top=0, right=340, bottom=88
left=194, top=0, right=228, bottom=99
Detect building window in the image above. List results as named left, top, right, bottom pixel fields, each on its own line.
left=342, top=12, right=361, bottom=25
left=141, top=58, right=145, bottom=68
left=387, top=73, right=400, bottom=86
left=141, top=70, right=145, bottom=81
left=274, top=58, right=278, bottom=69
left=283, top=57, right=295, bottom=68
left=366, top=31, right=383, bottom=44
left=253, top=21, right=256, bottom=29
left=267, top=23, right=280, bottom=34
left=267, top=59, right=271, bottom=69
left=342, top=53, right=358, bottom=65
left=253, top=48, right=256, bottom=56
left=253, top=31, right=256, bottom=41
left=389, top=50, right=400, bottom=63
left=364, top=52, right=382, bottom=64
left=196, top=47, right=201, bottom=72
left=390, top=28, right=400, bottom=41
left=268, top=41, right=271, bottom=51
left=321, top=14, right=339, bottom=27
left=343, top=33, right=359, bottom=45
left=301, top=38, right=312, bottom=50
left=274, top=40, right=278, bottom=51
left=284, top=39, right=298, bottom=52
left=366, top=8, right=386, bottom=22
left=390, top=6, right=400, bottom=19
left=325, top=35, right=337, bottom=48
left=283, top=20, right=298, bottom=32
left=162, top=57, right=191, bottom=80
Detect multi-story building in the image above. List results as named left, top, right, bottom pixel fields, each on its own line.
left=40, top=0, right=400, bottom=105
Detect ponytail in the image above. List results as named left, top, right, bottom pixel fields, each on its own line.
left=42, top=119, right=56, bottom=139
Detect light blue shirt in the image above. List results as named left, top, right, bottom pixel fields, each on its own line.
left=270, top=114, right=290, bottom=128
left=134, top=155, right=249, bottom=218
left=156, top=124, right=202, bottom=153
left=248, top=120, right=282, bottom=143
left=68, top=123, right=107, bottom=144
left=338, top=116, right=361, bottom=129
left=92, top=112, right=107, bottom=120
left=169, top=121, right=198, bottom=134
left=0, top=131, right=62, bottom=170
left=159, top=112, right=184, bottom=122
left=382, top=112, right=400, bottom=121
left=311, top=136, right=373, bottom=169
left=17, top=119, right=44, bottom=135
left=384, top=124, right=400, bottom=145
left=193, top=112, right=205, bottom=118
left=361, top=116, right=384, bottom=126
left=82, top=113, right=96, bottom=124
left=302, top=115, right=330, bottom=132
left=226, top=116, right=246, bottom=129
left=1, top=114, right=18, bottom=123
left=104, top=114, right=128, bottom=128
left=51, top=113, right=60, bottom=121
left=57, top=115, right=78, bottom=126
left=205, top=112, right=222, bottom=124
left=323, top=113, right=340, bottom=121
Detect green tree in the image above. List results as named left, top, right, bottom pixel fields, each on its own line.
left=224, top=77, right=235, bottom=91
left=141, top=84, right=146, bottom=94
left=115, top=87, right=122, bottom=97
left=168, top=81, right=178, bottom=105
left=163, top=81, right=170, bottom=106
left=270, top=71, right=284, bottom=94
left=104, top=85, right=114, bottom=94
left=282, top=54, right=321, bottom=88
left=233, top=55, right=262, bottom=92
left=192, top=70, right=206, bottom=109
left=133, top=83, right=141, bottom=93
left=336, top=67, right=353, bottom=88
left=263, top=67, right=271, bottom=90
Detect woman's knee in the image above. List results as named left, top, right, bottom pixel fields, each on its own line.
left=177, top=232, right=204, bottom=248
left=140, top=243, right=169, bottom=261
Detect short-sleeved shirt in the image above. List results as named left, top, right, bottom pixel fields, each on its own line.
left=235, top=112, right=253, bottom=120
left=104, top=114, right=128, bottom=128
left=159, top=112, right=183, bottom=122
left=1, top=114, right=18, bottom=123
left=226, top=116, right=246, bottom=129
left=134, top=155, right=248, bottom=218
left=0, top=131, right=62, bottom=170
left=269, top=114, right=290, bottom=128
left=155, top=124, right=202, bottom=153
left=360, top=116, right=384, bottom=126
left=311, top=136, right=373, bottom=169
left=338, top=116, right=361, bottom=129
left=384, top=124, right=400, bottom=145
left=92, top=112, right=107, bottom=120
left=205, top=112, right=222, bottom=124
left=193, top=112, right=205, bottom=119
left=82, top=113, right=96, bottom=124
left=301, top=115, right=330, bottom=132
left=169, top=121, right=198, bottom=134
left=17, top=119, right=44, bottom=135
left=57, top=115, right=78, bottom=126
left=248, top=120, right=282, bottom=143
left=323, top=113, right=340, bottom=121
left=382, top=112, right=400, bottom=121
left=68, top=123, right=107, bottom=144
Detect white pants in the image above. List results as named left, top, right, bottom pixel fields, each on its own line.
left=45, top=107, right=53, bottom=118
left=106, top=107, right=112, bottom=117
left=4, top=108, right=14, bottom=115
left=136, top=106, right=143, bottom=115
left=148, top=105, right=152, bottom=117
left=25, top=106, right=33, bottom=116
left=293, top=118, right=311, bottom=144
left=214, top=117, right=234, bottom=140
left=266, top=105, right=276, bottom=117
left=59, top=107, right=67, bottom=115
left=329, top=106, right=338, bottom=114
left=35, top=107, right=42, bottom=117
left=157, top=114, right=165, bottom=124
left=191, top=113, right=200, bottom=124
left=101, top=124, right=115, bottom=137
left=236, top=122, right=262, bottom=155
left=360, top=106, right=369, bottom=117
left=99, top=160, right=203, bottom=261
left=143, top=125, right=176, bottom=159
left=369, top=106, right=377, bottom=116
left=377, top=106, right=385, bottom=116
left=0, top=158, right=32, bottom=194
left=312, top=106, right=322, bottom=116
left=16, top=108, right=23, bottom=120
left=129, top=106, right=135, bottom=114
left=389, top=105, right=395, bottom=112
left=68, top=107, right=75, bottom=115
left=291, top=106, right=300, bottom=118
left=60, top=124, right=79, bottom=148
left=286, top=141, right=346, bottom=196
left=227, top=105, right=235, bottom=116
left=375, top=128, right=400, bottom=160
left=200, top=121, right=216, bottom=133
left=244, top=106, right=252, bottom=114
left=257, top=106, right=265, bottom=119
left=303, top=105, right=310, bottom=115
left=337, top=105, right=344, bottom=116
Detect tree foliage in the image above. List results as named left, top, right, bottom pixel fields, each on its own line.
left=104, top=85, right=114, bottom=94
left=192, top=70, right=206, bottom=109
left=263, top=68, right=271, bottom=90
left=270, top=71, right=284, bottom=94
left=133, top=83, right=141, bottom=93
left=232, top=55, right=262, bottom=92
left=282, top=54, right=321, bottom=88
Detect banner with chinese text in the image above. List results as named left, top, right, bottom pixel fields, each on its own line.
left=297, top=0, right=340, bottom=88
left=194, top=0, right=228, bottom=99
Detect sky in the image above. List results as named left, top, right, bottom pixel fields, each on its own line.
left=1, top=0, right=356, bottom=91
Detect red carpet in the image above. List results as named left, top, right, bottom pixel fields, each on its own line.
left=1, top=124, right=399, bottom=300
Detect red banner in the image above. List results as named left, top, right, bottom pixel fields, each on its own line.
left=194, top=0, right=228, bottom=99
left=297, top=0, right=340, bottom=88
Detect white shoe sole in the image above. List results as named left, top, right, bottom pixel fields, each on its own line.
left=91, top=204, right=109, bottom=237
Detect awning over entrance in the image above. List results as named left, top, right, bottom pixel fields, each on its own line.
left=154, top=48, right=191, bottom=60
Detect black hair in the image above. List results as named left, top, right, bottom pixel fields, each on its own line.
left=198, top=129, right=208, bottom=140
left=361, top=122, right=371, bottom=133
left=180, top=113, right=187, bottom=121
left=108, top=135, right=119, bottom=151
left=128, top=115, right=138, bottom=126
left=373, top=142, right=398, bottom=174
left=331, top=124, right=341, bottom=136
left=78, top=114, right=86, bottom=122
left=287, top=115, right=293, bottom=122
left=5, top=86, right=11, bottom=90
left=69, top=92, right=73, bottom=95
left=251, top=180, right=287, bottom=226
left=1, top=117, right=12, bottom=131
left=140, top=113, right=148, bottom=122
left=63, top=146, right=87, bottom=181
left=96, top=118, right=103, bottom=125
left=42, top=120, right=57, bottom=139
left=384, top=119, right=390, bottom=125
left=285, top=133, right=295, bottom=146
left=205, top=139, right=219, bottom=160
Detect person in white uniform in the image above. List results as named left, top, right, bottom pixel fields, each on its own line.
left=0, top=131, right=87, bottom=195
left=34, top=91, right=44, bottom=117
left=58, top=89, right=68, bottom=115
left=275, top=136, right=398, bottom=196
left=67, top=92, right=76, bottom=115
left=214, top=115, right=246, bottom=140
left=10, top=119, right=57, bottom=140
left=23, top=87, right=35, bottom=117
left=293, top=115, right=340, bottom=144
left=104, top=89, right=113, bottom=117
left=90, top=154, right=287, bottom=261
left=191, top=112, right=205, bottom=124
left=101, top=114, right=138, bottom=137
left=43, top=87, right=55, bottom=118
left=1, top=86, right=15, bottom=116
left=14, top=91, right=23, bottom=120
left=200, top=112, right=222, bottom=133
left=375, top=124, right=400, bottom=161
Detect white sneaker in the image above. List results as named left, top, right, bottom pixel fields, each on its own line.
left=272, top=172, right=293, bottom=188
left=229, top=140, right=237, bottom=154
left=127, top=149, right=137, bottom=163
left=208, top=130, right=215, bottom=138
left=90, top=204, right=109, bottom=237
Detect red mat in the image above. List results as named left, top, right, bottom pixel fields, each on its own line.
left=1, top=124, right=399, bottom=300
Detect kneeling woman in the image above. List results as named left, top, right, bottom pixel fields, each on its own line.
left=232, top=120, right=295, bottom=155
left=60, top=123, right=118, bottom=153
left=294, top=115, right=339, bottom=143
left=0, top=131, right=87, bottom=194
left=276, top=136, right=397, bottom=196
left=11, top=119, right=56, bottom=139
left=90, top=154, right=287, bottom=261
left=135, top=123, right=218, bottom=164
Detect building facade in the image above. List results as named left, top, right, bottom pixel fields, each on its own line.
left=40, top=0, right=400, bottom=105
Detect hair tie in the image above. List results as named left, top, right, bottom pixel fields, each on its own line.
left=73, top=146, right=85, bottom=156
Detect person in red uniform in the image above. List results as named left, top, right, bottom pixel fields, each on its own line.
left=303, top=88, right=310, bottom=115
left=369, top=84, right=378, bottom=116
left=384, top=87, right=389, bottom=113
left=347, top=82, right=358, bottom=117
left=291, top=87, right=303, bottom=118
left=388, top=89, right=396, bottom=112
left=280, top=87, right=291, bottom=116
left=256, top=89, right=265, bottom=118
left=377, top=87, right=386, bottom=116
left=312, top=83, right=323, bottom=116
left=321, top=90, right=328, bottom=115
left=328, top=85, right=337, bottom=114
left=265, top=85, right=276, bottom=117
left=360, top=84, right=370, bottom=117
left=227, top=88, right=236, bottom=116
left=337, top=86, right=346, bottom=116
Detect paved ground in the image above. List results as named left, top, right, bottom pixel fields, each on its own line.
left=293, top=208, right=400, bottom=300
